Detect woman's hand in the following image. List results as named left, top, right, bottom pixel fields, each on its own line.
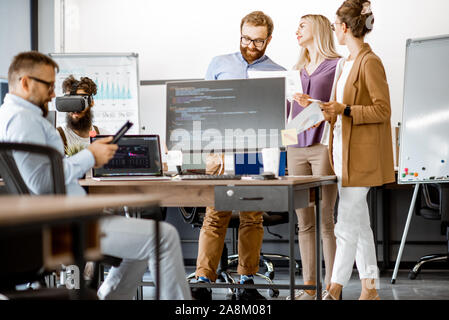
left=293, top=93, right=312, bottom=107
left=320, top=101, right=346, bottom=117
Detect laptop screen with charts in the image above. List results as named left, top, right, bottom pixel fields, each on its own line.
left=90, top=135, right=170, bottom=180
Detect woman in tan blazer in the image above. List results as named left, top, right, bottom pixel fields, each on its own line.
left=319, top=0, right=395, bottom=300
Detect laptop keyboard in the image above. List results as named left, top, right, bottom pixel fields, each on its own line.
left=178, top=174, right=241, bottom=180
left=92, top=176, right=171, bottom=181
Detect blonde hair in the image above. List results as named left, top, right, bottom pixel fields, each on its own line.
left=294, top=15, right=341, bottom=71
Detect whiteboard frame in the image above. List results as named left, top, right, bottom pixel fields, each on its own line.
left=48, top=52, right=141, bottom=134
left=398, top=34, right=449, bottom=184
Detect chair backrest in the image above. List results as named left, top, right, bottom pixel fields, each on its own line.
left=418, top=184, right=449, bottom=235
left=0, top=142, right=66, bottom=195
left=422, top=184, right=439, bottom=211
left=179, top=207, right=205, bottom=228
left=0, top=142, right=66, bottom=289
left=0, top=150, right=30, bottom=194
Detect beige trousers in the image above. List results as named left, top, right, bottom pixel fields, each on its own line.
left=287, top=144, right=337, bottom=285
left=195, top=208, right=264, bottom=281
left=195, top=153, right=264, bottom=281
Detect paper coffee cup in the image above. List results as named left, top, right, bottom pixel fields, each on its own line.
left=167, top=150, right=183, bottom=172
left=262, top=148, right=280, bottom=177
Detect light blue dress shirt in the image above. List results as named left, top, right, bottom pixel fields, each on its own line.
left=0, top=94, right=95, bottom=195
left=205, top=52, right=286, bottom=80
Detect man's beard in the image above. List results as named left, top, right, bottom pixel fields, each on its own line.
left=39, top=103, right=49, bottom=118
left=66, top=109, right=93, bottom=132
left=240, top=44, right=267, bottom=64
left=31, top=97, right=49, bottom=118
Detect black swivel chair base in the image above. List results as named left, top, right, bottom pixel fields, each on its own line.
left=187, top=269, right=278, bottom=300
left=187, top=244, right=301, bottom=299
left=408, top=184, right=449, bottom=281
left=408, top=254, right=449, bottom=280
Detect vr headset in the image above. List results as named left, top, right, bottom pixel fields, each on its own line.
left=55, top=83, right=93, bottom=112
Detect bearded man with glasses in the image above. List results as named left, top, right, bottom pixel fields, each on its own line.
left=191, top=11, right=285, bottom=301
left=205, top=10, right=285, bottom=80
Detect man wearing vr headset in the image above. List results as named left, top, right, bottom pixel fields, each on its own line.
left=56, top=75, right=108, bottom=154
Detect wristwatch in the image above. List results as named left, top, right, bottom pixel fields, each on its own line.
left=344, top=105, right=351, bottom=116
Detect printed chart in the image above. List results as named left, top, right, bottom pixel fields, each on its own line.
left=49, top=53, right=140, bottom=134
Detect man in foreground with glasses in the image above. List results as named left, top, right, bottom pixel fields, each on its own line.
left=192, top=11, right=285, bottom=301
left=0, top=51, right=191, bottom=300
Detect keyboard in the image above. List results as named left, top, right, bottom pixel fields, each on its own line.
left=178, top=174, right=241, bottom=180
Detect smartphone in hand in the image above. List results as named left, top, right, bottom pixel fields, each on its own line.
left=111, top=121, right=133, bottom=144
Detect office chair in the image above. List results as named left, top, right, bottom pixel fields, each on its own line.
left=0, top=142, right=164, bottom=300
left=0, top=142, right=68, bottom=297
left=0, top=142, right=121, bottom=300
left=408, top=183, right=449, bottom=280
left=180, top=207, right=300, bottom=299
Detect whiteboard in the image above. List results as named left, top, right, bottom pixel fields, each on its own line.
left=398, top=35, right=449, bottom=184
left=48, top=53, right=140, bottom=134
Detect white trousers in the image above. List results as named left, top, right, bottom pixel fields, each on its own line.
left=331, top=117, right=378, bottom=287
left=97, top=216, right=192, bottom=300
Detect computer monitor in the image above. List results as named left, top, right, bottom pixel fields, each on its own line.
left=166, top=78, right=285, bottom=168
left=45, top=110, right=57, bottom=127
left=0, top=78, right=8, bottom=105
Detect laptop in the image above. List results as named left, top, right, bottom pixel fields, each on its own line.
left=90, top=134, right=171, bottom=181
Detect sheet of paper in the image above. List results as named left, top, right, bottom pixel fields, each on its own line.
left=281, top=128, right=299, bottom=146
left=285, top=102, right=324, bottom=133
left=247, top=70, right=302, bottom=100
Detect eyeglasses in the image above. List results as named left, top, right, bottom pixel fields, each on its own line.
left=21, top=76, right=55, bottom=93
left=240, top=36, right=268, bottom=49
left=331, top=22, right=343, bottom=32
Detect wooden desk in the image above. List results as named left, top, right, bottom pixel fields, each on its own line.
left=81, top=175, right=337, bottom=300
left=0, top=194, right=159, bottom=227
left=0, top=194, right=160, bottom=297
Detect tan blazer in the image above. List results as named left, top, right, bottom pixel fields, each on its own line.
left=328, top=43, right=395, bottom=187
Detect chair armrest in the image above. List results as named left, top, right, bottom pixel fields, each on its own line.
left=0, top=142, right=65, bottom=194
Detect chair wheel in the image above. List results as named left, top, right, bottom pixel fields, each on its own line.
left=408, top=270, right=418, bottom=280
left=264, top=271, right=275, bottom=280
left=268, top=289, right=279, bottom=298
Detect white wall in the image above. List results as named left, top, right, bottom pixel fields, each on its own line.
left=0, top=0, right=31, bottom=78
left=55, top=0, right=449, bottom=143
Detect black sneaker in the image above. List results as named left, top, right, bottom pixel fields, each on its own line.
left=236, top=279, right=266, bottom=300
left=190, top=279, right=212, bottom=300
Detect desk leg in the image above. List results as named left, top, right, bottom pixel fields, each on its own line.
left=289, top=186, right=296, bottom=301
left=315, top=186, right=322, bottom=300
left=72, top=222, right=87, bottom=300
left=155, top=220, right=160, bottom=300
left=382, top=188, right=390, bottom=270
